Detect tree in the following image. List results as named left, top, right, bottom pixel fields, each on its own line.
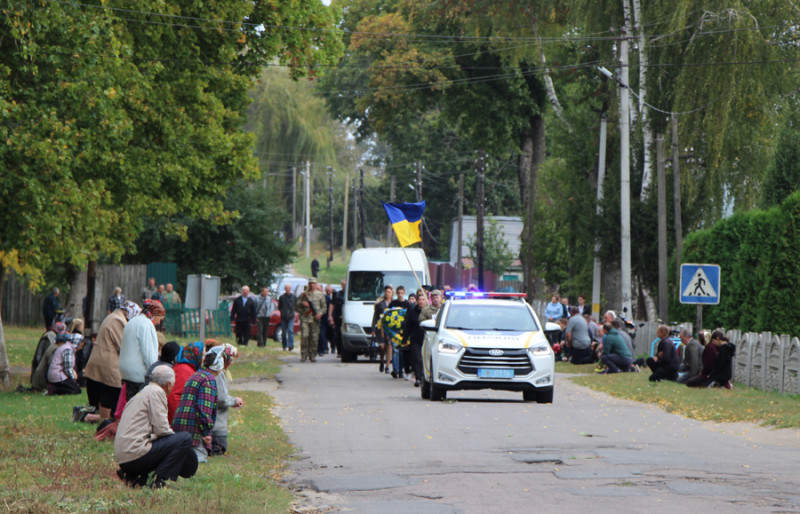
left=761, top=104, right=800, bottom=208
left=466, top=220, right=514, bottom=277
left=0, top=0, right=342, bottom=387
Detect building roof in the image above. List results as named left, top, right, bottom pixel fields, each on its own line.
left=449, top=216, right=523, bottom=265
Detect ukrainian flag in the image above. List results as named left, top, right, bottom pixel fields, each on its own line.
left=382, top=201, right=426, bottom=247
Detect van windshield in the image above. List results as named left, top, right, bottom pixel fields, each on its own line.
left=348, top=271, right=420, bottom=301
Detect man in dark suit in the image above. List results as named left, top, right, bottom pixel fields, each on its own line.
left=230, top=286, right=255, bottom=346
left=318, top=284, right=333, bottom=355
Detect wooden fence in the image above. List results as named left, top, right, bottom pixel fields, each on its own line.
left=2, top=265, right=147, bottom=329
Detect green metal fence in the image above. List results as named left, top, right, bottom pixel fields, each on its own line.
left=164, top=301, right=232, bottom=339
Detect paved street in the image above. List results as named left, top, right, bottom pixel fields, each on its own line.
left=256, top=354, right=800, bottom=513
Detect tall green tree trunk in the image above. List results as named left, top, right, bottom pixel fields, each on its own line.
left=521, top=114, right=546, bottom=298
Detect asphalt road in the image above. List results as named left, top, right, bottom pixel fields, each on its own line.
left=260, top=354, right=800, bottom=513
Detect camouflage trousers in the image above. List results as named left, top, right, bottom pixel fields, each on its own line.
left=300, top=319, right=320, bottom=361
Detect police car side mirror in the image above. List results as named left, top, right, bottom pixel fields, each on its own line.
left=420, top=320, right=436, bottom=331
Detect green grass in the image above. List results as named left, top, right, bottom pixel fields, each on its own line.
left=292, top=242, right=349, bottom=284
left=572, top=372, right=800, bottom=428
left=1, top=325, right=294, bottom=512
left=555, top=361, right=598, bottom=374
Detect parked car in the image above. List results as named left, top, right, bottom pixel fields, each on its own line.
left=226, top=296, right=300, bottom=342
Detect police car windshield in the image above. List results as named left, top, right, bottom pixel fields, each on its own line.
left=348, top=271, right=418, bottom=301
left=445, top=304, right=538, bottom=332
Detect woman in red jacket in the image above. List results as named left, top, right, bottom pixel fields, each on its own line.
left=167, top=341, right=205, bottom=422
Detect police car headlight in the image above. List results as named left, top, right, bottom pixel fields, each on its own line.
left=344, top=323, right=361, bottom=334
left=437, top=339, right=463, bottom=354
left=529, top=345, right=552, bottom=356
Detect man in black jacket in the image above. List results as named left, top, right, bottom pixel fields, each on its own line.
left=278, top=285, right=296, bottom=351
left=43, top=287, right=60, bottom=330
left=230, top=286, right=255, bottom=346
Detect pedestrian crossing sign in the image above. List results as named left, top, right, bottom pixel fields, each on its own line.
left=680, top=263, right=720, bottom=305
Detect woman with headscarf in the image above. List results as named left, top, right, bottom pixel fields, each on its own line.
left=172, top=351, right=220, bottom=463
left=208, top=344, right=242, bottom=456
left=46, top=332, right=81, bottom=395
left=83, top=302, right=141, bottom=423
left=119, top=299, right=165, bottom=401
left=167, top=341, right=205, bottom=423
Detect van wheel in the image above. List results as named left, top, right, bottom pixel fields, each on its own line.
left=340, top=350, right=356, bottom=363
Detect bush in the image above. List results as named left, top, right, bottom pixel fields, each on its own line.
left=672, top=191, right=800, bottom=335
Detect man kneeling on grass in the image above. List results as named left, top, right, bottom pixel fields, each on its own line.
left=114, top=365, right=198, bottom=489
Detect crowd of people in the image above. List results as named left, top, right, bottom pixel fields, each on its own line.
left=370, top=285, right=443, bottom=387
left=548, top=293, right=736, bottom=388
left=30, top=279, right=243, bottom=490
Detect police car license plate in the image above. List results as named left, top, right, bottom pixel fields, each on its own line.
left=477, top=368, right=514, bottom=379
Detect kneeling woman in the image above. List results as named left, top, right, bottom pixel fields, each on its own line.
left=172, top=351, right=220, bottom=463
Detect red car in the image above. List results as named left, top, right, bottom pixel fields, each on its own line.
left=228, top=297, right=300, bottom=342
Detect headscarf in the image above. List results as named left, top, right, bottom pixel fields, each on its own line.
left=208, top=343, right=238, bottom=380
left=175, top=341, right=204, bottom=369
left=52, top=321, right=67, bottom=334
left=206, top=346, right=227, bottom=372
left=143, top=298, right=165, bottom=319
left=120, top=301, right=142, bottom=321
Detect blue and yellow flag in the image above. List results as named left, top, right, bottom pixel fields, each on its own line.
left=382, top=201, right=426, bottom=247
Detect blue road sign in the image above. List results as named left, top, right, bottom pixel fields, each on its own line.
left=680, top=264, right=720, bottom=305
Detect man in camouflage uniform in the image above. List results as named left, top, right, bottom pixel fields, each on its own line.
left=419, top=289, right=443, bottom=322
left=296, top=278, right=327, bottom=362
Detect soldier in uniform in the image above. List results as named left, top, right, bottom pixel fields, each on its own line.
left=296, top=278, right=327, bottom=362
left=419, top=289, right=443, bottom=322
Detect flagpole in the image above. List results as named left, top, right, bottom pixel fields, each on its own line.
left=401, top=245, right=425, bottom=293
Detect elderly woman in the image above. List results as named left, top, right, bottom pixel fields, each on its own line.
left=172, top=352, right=220, bottom=463
left=46, top=332, right=81, bottom=395
left=167, top=341, right=205, bottom=423
left=208, top=344, right=243, bottom=456
left=119, top=299, right=165, bottom=400
left=83, top=302, right=140, bottom=423
left=114, top=365, right=198, bottom=489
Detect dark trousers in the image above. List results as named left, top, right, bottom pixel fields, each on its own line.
left=685, top=374, right=709, bottom=388
left=48, top=378, right=81, bottom=395
left=318, top=318, right=329, bottom=354
left=123, top=380, right=144, bottom=401
left=601, top=353, right=632, bottom=373
left=235, top=324, right=250, bottom=346
left=256, top=317, right=270, bottom=347
left=120, top=432, right=198, bottom=483
left=646, top=358, right=678, bottom=382
left=409, top=341, right=423, bottom=381
left=333, top=320, right=343, bottom=355
left=571, top=346, right=594, bottom=364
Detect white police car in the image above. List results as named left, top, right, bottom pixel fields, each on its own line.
left=420, top=292, right=554, bottom=403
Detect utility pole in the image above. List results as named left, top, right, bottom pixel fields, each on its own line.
left=342, top=173, right=349, bottom=261
left=388, top=175, right=396, bottom=246
left=305, top=160, right=311, bottom=258
left=291, top=166, right=297, bottom=240
left=359, top=168, right=367, bottom=248
left=352, top=180, right=358, bottom=250
left=591, top=115, right=607, bottom=319
left=328, top=166, right=334, bottom=268
left=671, top=114, right=683, bottom=284
left=476, top=150, right=486, bottom=291
left=657, top=134, right=668, bottom=322
left=457, top=173, right=464, bottom=288
left=416, top=161, right=423, bottom=250
left=618, top=27, right=633, bottom=316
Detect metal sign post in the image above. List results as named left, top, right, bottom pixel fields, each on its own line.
left=185, top=275, right=221, bottom=340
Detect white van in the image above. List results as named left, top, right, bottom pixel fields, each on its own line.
left=341, top=247, right=430, bottom=362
